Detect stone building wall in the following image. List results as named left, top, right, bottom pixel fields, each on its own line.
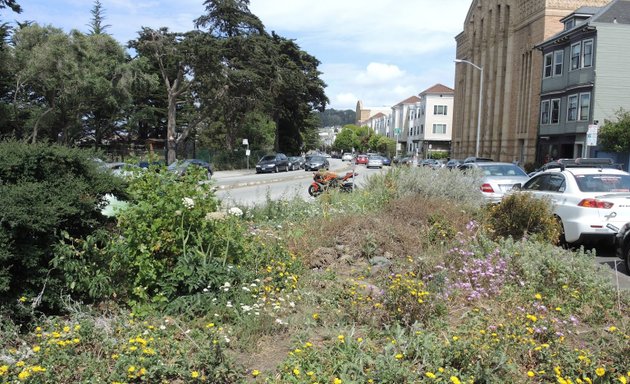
left=452, top=0, right=610, bottom=165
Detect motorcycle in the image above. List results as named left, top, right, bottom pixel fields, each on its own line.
left=308, top=170, right=357, bottom=197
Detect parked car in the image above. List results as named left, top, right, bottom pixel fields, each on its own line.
left=397, top=156, right=413, bottom=166
left=168, top=159, right=213, bottom=179
left=255, top=153, right=289, bottom=173
left=517, top=162, right=630, bottom=245
left=367, top=155, right=384, bottom=169
left=420, top=159, right=438, bottom=168
left=463, top=156, right=494, bottom=163
left=380, top=156, right=392, bottom=166
left=614, top=222, right=630, bottom=274
left=106, top=162, right=144, bottom=177
left=342, top=153, right=354, bottom=162
left=304, top=155, right=330, bottom=171
left=446, top=159, right=462, bottom=170
left=458, top=162, right=529, bottom=204
left=355, top=155, right=369, bottom=165
left=287, top=156, right=305, bottom=171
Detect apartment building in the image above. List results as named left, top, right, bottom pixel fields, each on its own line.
left=536, top=0, right=630, bottom=164
left=406, top=84, right=455, bottom=157
left=452, top=0, right=610, bottom=165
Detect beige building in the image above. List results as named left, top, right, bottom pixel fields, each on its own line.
left=452, top=0, right=610, bottom=165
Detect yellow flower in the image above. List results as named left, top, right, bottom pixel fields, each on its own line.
left=312, top=313, right=319, bottom=320
left=206, top=323, right=215, bottom=328
left=16, top=361, right=25, bottom=367
left=18, top=370, right=31, bottom=381
left=19, top=296, right=27, bottom=303
left=252, top=369, right=260, bottom=377
left=357, top=338, right=363, bottom=342
left=425, top=372, right=436, bottom=379
left=395, top=353, right=403, bottom=360
left=191, top=371, right=200, bottom=378
left=32, top=346, right=41, bottom=353
left=618, top=376, right=627, bottom=384
left=305, top=342, right=313, bottom=348
left=528, top=371, right=535, bottom=377
left=608, top=326, right=618, bottom=332
left=554, top=366, right=562, bottom=376
left=596, top=367, right=606, bottom=377
left=337, top=335, right=345, bottom=342
left=452, top=336, right=459, bottom=341
left=334, top=378, right=342, bottom=384
left=450, top=376, right=461, bottom=384
left=293, top=368, right=300, bottom=376
left=128, top=366, right=136, bottom=373
left=535, top=293, right=542, bottom=300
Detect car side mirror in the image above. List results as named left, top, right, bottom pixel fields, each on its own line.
left=512, top=183, right=522, bottom=191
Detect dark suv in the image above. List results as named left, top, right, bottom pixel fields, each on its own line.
left=255, top=153, right=289, bottom=173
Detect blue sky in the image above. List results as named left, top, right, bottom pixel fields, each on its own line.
left=9, top=0, right=471, bottom=111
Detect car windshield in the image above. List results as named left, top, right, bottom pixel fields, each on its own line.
left=260, top=155, right=276, bottom=161
left=310, top=156, right=325, bottom=162
left=574, top=174, right=630, bottom=192
left=478, top=164, right=527, bottom=177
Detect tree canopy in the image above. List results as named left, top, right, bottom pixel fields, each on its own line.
left=0, top=0, right=329, bottom=161
left=597, top=109, right=630, bottom=153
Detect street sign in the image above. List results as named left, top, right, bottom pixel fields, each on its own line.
left=586, top=125, right=599, bottom=146
left=394, top=128, right=401, bottom=135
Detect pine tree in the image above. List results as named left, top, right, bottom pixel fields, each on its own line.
left=87, top=0, right=111, bottom=35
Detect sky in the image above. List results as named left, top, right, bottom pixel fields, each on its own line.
left=8, top=0, right=472, bottom=111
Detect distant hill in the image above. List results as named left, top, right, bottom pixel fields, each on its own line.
left=315, top=109, right=356, bottom=127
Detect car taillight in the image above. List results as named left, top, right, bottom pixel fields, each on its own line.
left=481, top=183, right=494, bottom=193
left=577, top=198, right=614, bottom=209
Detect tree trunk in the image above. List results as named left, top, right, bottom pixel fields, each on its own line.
left=167, top=90, right=178, bottom=164
left=31, top=107, right=54, bottom=144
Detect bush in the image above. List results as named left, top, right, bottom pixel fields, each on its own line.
left=484, top=192, right=561, bottom=243
left=0, top=140, right=124, bottom=317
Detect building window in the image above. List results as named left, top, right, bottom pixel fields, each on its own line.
left=567, top=94, right=578, bottom=121
left=579, top=92, right=591, bottom=121
left=551, top=98, right=560, bottom=124
left=434, top=105, right=448, bottom=115
left=543, top=53, right=553, bottom=78
left=432, top=124, right=446, bottom=134
left=420, top=124, right=424, bottom=134
left=571, top=42, right=581, bottom=70
left=583, top=39, right=593, bottom=68
left=554, top=50, right=564, bottom=76
left=540, top=100, right=550, bottom=124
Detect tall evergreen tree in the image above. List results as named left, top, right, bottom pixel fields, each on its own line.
left=87, top=0, right=111, bottom=35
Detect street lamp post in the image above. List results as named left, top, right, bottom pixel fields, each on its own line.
left=454, top=59, right=483, bottom=158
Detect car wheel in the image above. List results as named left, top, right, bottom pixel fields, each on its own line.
left=554, top=216, right=569, bottom=248
left=274, top=166, right=279, bottom=173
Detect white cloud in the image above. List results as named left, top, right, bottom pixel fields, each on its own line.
left=355, top=63, right=405, bottom=85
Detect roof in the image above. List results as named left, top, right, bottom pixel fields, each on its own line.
left=419, top=83, right=454, bottom=95
left=539, top=0, right=630, bottom=49
left=394, top=95, right=421, bottom=106
left=591, top=0, right=630, bottom=24
left=370, top=112, right=386, bottom=119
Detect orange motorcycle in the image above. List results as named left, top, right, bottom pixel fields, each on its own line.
left=308, top=170, right=357, bottom=197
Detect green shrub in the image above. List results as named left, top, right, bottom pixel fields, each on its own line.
left=0, top=140, right=124, bottom=317
left=484, top=192, right=561, bottom=243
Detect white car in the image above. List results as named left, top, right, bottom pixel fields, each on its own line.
left=519, top=166, right=630, bottom=244
left=342, top=153, right=354, bottom=162
left=458, top=162, right=530, bottom=204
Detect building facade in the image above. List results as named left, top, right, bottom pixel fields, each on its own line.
left=536, top=0, right=630, bottom=164
left=452, top=0, right=610, bottom=165
left=406, top=84, right=455, bottom=157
